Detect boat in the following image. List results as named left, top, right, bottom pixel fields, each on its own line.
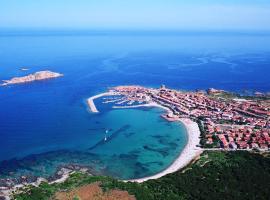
left=104, top=129, right=109, bottom=141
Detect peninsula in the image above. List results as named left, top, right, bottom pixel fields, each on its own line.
left=86, top=85, right=269, bottom=182
left=1, top=70, right=63, bottom=86
left=88, top=85, right=270, bottom=152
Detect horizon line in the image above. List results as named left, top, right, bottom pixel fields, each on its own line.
left=1, top=28, right=270, bottom=37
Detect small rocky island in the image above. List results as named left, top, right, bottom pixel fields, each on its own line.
left=1, top=70, right=63, bottom=86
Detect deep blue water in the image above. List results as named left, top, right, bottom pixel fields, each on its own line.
left=0, top=31, right=270, bottom=180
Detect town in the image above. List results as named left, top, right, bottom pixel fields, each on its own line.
left=111, top=85, right=270, bottom=151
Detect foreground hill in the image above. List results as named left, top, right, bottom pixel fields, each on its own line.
left=12, top=151, right=270, bottom=200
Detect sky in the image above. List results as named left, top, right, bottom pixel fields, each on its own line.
left=1, top=0, right=270, bottom=30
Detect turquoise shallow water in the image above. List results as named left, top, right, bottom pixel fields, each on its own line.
left=88, top=106, right=188, bottom=179
left=0, top=102, right=187, bottom=180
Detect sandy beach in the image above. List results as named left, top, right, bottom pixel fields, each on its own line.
left=112, top=100, right=203, bottom=182
left=87, top=93, right=202, bottom=183
left=126, top=117, right=202, bottom=183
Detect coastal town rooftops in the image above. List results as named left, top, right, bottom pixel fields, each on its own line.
left=109, top=85, right=270, bottom=150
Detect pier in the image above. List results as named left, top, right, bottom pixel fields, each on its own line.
left=87, top=92, right=116, bottom=113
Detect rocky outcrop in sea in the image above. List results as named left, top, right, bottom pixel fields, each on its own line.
left=1, top=70, right=63, bottom=86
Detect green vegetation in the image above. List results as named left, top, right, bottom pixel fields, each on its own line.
left=197, top=119, right=219, bottom=148
left=73, top=196, right=80, bottom=200
left=209, top=91, right=270, bottom=103
left=209, top=91, right=240, bottom=100
left=11, top=172, right=152, bottom=200
left=12, top=151, right=270, bottom=200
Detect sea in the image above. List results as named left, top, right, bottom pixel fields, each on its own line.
left=0, top=30, right=270, bottom=180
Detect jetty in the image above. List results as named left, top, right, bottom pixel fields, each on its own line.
left=87, top=92, right=116, bottom=113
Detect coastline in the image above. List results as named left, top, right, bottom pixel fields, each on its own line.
left=1, top=93, right=202, bottom=199
left=126, top=117, right=202, bottom=183
left=89, top=93, right=203, bottom=182
left=0, top=167, right=85, bottom=199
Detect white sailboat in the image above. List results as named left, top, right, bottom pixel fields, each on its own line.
left=104, top=129, right=109, bottom=141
